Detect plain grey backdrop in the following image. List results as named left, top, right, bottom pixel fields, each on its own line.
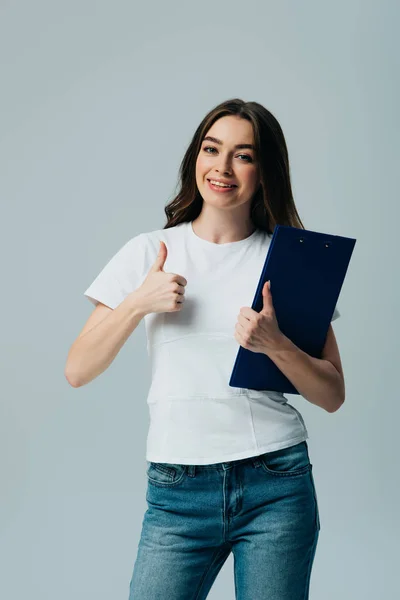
left=1, top=1, right=398, bottom=598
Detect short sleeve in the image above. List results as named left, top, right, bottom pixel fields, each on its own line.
left=83, top=234, right=144, bottom=309
left=331, top=305, right=341, bottom=322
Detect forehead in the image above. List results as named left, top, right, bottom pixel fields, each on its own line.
left=205, top=116, right=255, bottom=145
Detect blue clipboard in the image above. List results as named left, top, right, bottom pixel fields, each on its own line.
left=229, top=225, right=356, bottom=394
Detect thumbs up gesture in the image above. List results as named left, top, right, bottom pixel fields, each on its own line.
left=233, top=280, right=285, bottom=355
left=133, top=241, right=187, bottom=316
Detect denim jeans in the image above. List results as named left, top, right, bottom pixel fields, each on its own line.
left=128, top=440, right=320, bottom=600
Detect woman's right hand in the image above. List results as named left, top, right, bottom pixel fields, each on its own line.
left=132, top=241, right=187, bottom=316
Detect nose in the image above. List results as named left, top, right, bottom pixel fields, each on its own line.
left=216, top=161, right=232, bottom=175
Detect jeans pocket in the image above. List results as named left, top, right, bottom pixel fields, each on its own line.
left=146, top=461, right=187, bottom=487
left=259, top=441, right=312, bottom=477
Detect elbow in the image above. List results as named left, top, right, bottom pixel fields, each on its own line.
left=327, top=384, right=346, bottom=413
left=327, top=396, right=345, bottom=413
left=64, top=366, right=82, bottom=388
left=65, top=372, right=80, bottom=388
left=65, top=345, right=84, bottom=388
left=327, top=373, right=345, bottom=413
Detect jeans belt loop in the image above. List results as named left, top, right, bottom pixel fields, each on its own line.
left=187, top=465, right=196, bottom=477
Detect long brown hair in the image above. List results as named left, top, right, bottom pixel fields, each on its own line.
left=163, top=98, right=305, bottom=234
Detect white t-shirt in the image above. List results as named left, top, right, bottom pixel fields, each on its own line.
left=83, top=221, right=340, bottom=465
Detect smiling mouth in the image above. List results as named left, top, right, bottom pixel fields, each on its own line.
left=207, top=179, right=238, bottom=189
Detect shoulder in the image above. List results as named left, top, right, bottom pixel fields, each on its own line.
left=252, top=228, right=273, bottom=251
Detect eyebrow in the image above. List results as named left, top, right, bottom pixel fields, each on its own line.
left=202, top=135, right=256, bottom=151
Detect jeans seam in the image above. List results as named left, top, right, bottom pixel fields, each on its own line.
left=308, top=468, right=320, bottom=530
left=193, top=545, right=231, bottom=600
left=303, top=529, right=319, bottom=599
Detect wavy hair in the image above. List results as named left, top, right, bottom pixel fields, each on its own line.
left=163, top=98, right=305, bottom=234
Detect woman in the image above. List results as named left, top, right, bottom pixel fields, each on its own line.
left=66, top=98, right=345, bottom=599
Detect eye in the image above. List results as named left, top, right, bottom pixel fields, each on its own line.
left=203, top=146, right=253, bottom=162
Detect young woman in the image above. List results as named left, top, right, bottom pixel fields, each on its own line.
left=66, top=98, right=345, bottom=599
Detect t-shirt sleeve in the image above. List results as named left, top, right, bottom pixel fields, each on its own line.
left=83, top=234, right=144, bottom=309
left=331, top=305, right=341, bottom=322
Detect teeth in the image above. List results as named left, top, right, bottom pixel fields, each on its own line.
left=209, top=180, right=235, bottom=188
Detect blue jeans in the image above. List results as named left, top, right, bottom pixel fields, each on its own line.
left=128, top=440, right=320, bottom=600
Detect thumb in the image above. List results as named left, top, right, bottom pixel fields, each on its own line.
left=151, top=241, right=168, bottom=272
left=261, top=280, right=272, bottom=313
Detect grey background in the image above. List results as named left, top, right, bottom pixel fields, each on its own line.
left=1, top=1, right=398, bottom=598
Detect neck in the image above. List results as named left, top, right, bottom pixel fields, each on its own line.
left=191, top=216, right=255, bottom=245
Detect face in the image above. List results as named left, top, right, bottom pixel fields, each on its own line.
left=195, top=115, right=260, bottom=211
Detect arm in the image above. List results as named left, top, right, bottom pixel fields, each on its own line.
left=264, top=324, right=345, bottom=413
left=65, top=291, right=147, bottom=388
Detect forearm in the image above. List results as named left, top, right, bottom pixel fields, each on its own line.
left=264, top=335, right=345, bottom=412
left=65, top=292, right=147, bottom=388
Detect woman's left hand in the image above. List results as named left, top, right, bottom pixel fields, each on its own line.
left=234, top=281, right=286, bottom=354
